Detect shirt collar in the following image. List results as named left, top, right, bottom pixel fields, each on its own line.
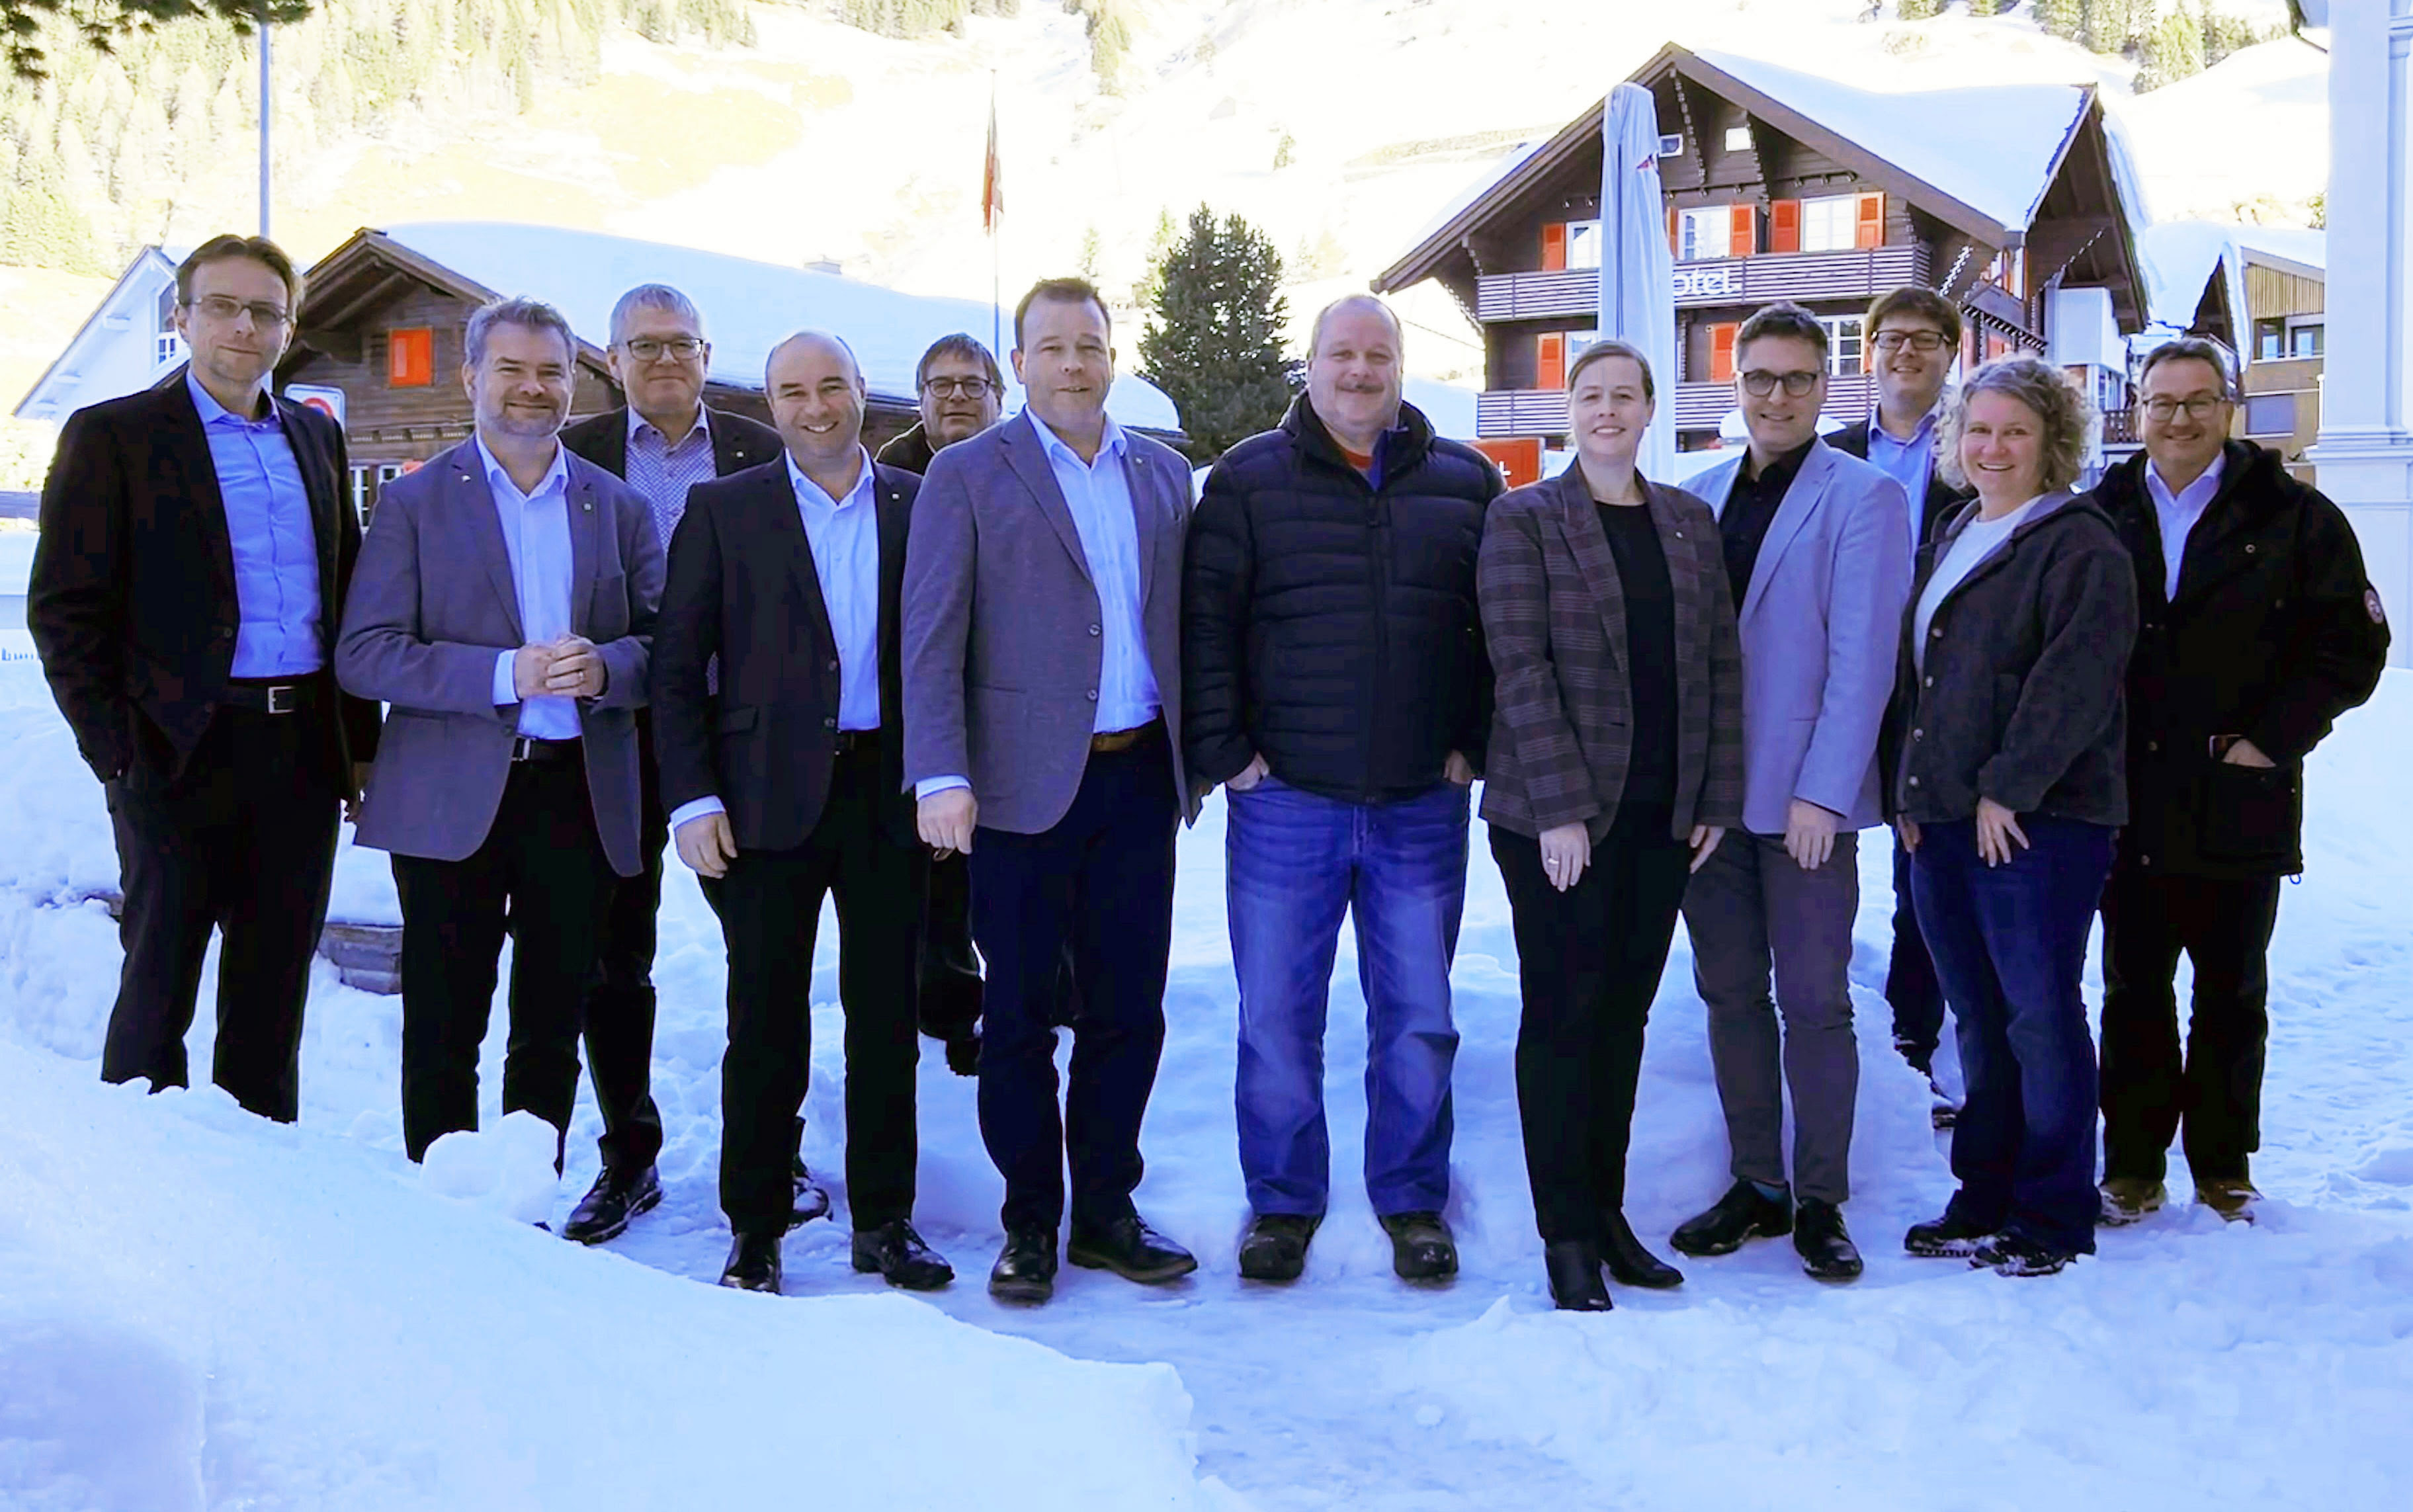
left=1868, top=404, right=1937, bottom=446
left=2146, top=450, right=2225, bottom=507
left=474, top=433, right=570, bottom=501
left=1028, top=409, right=1126, bottom=470
left=785, top=446, right=876, bottom=513
left=186, top=371, right=278, bottom=429
left=628, top=403, right=709, bottom=448
left=1744, top=436, right=1816, bottom=491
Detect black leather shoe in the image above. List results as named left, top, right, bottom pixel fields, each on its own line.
left=1793, top=1198, right=1864, bottom=1281
left=1905, top=1209, right=1994, bottom=1259
left=789, top=1157, right=831, bottom=1231
left=1543, top=1241, right=1613, bottom=1312
left=1599, top=1209, right=1683, bottom=1288
left=1068, top=1212, right=1199, bottom=1284
left=560, top=1164, right=661, bottom=1245
left=851, top=1219, right=956, bottom=1291
left=1236, top=1213, right=1320, bottom=1282
left=720, top=1230, right=782, bottom=1294
left=1670, top=1181, right=1793, bottom=1257
left=943, top=1032, right=980, bottom=1077
left=1379, top=1210, right=1459, bottom=1282
left=988, top=1228, right=1059, bottom=1304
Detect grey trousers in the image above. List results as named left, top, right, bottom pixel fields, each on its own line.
left=1681, top=827, right=1861, bottom=1204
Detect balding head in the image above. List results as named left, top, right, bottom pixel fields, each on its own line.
left=767, top=329, right=868, bottom=477
left=1310, top=294, right=1403, bottom=360
left=1307, top=294, right=1405, bottom=456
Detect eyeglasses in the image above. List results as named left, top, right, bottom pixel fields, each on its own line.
left=1739, top=369, right=1822, bottom=398
left=1872, top=331, right=1951, bottom=354
left=921, top=376, right=996, bottom=399
left=186, top=296, right=290, bottom=328
left=623, top=337, right=704, bottom=362
left=2140, top=395, right=2228, bottom=421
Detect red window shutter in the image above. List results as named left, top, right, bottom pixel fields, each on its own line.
left=1769, top=200, right=1801, bottom=255
left=1666, top=204, right=1679, bottom=256
left=388, top=327, right=433, bottom=387
left=1537, top=332, right=1566, bottom=390
left=1855, top=192, right=1884, bottom=249
left=1728, top=204, right=1755, bottom=259
left=1710, top=323, right=1738, bottom=383
left=1541, top=222, right=1568, bottom=271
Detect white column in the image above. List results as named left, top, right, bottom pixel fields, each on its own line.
left=2310, top=0, right=2413, bottom=665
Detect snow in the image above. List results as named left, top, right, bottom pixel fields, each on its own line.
left=2115, top=39, right=2330, bottom=226
left=2137, top=220, right=2328, bottom=338
left=379, top=222, right=1182, bottom=432
left=5, top=649, right=2411, bottom=1506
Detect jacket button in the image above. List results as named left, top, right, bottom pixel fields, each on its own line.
left=1923, top=675, right=1933, bottom=687
left=2245, top=544, right=2256, bottom=554
left=2146, top=740, right=2158, bottom=753
left=1912, top=728, right=1924, bottom=741
left=827, top=659, right=839, bottom=673
left=1089, top=624, right=1101, bottom=636
left=1929, top=625, right=1942, bottom=638
left=1908, top=776, right=1920, bottom=787
left=823, top=716, right=837, bottom=730
left=1086, top=689, right=1098, bottom=702
left=2141, top=854, right=2152, bottom=866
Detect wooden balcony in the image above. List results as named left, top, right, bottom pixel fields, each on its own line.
left=1478, top=374, right=1875, bottom=439
left=1474, top=245, right=1934, bottom=323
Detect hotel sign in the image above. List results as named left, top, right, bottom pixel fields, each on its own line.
left=1673, top=265, right=1739, bottom=300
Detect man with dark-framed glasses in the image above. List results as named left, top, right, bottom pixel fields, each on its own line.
left=2088, top=336, right=2389, bottom=1228
left=1672, top=300, right=1911, bottom=1282
left=557, top=283, right=781, bottom=1245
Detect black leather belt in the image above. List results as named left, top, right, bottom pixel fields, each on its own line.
left=833, top=728, right=882, bottom=755
left=221, top=675, right=323, bottom=715
left=1090, top=719, right=1163, bottom=754
left=511, top=735, right=582, bottom=763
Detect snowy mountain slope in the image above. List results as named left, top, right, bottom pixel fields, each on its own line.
left=3, top=655, right=2410, bottom=1507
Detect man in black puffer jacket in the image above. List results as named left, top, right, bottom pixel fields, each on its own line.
left=1183, top=294, right=1500, bottom=1286
left=2088, top=339, right=2391, bottom=1228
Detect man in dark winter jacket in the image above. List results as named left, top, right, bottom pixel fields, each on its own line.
left=2090, top=338, right=2391, bottom=1226
left=1184, top=294, right=1500, bottom=1286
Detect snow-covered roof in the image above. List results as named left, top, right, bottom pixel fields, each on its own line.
left=1693, top=52, right=2093, bottom=230
left=2137, top=220, right=2326, bottom=333
left=1402, top=140, right=1546, bottom=254
left=378, top=223, right=1181, bottom=432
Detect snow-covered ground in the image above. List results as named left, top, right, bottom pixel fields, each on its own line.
left=3, top=651, right=2410, bottom=1509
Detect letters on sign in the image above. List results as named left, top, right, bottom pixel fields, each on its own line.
left=1672, top=265, right=1737, bottom=300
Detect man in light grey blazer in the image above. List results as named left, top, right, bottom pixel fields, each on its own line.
left=337, top=296, right=663, bottom=1169
left=1669, top=302, right=1912, bottom=1282
left=904, top=276, right=1199, bottom=1305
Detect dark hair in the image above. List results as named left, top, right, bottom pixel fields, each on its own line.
left=1013, top=277, right=1111, bottom=349
left=2137, top=335, right=2240, bottom=400
left=177, top=233, right=304, bottom=311
left=1863, top=286, right=1963, bottom=346
left=916, top=333, right=1005, bottom=391
left=1736, top=300, right=1828, bottom=364
left=464, top=295, right=578, bottom=368
left=1566, top=338, right=1655, bottom=400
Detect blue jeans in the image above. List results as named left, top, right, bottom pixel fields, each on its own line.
left=1226, top=776, right=1469, bottom=1217
left=1911, top=815, right=2115, bottom=1255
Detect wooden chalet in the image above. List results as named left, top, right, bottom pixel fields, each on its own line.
left=2137, top=222, right=2326, bottom=475
left=1373, top=43, right=2151, bottom=485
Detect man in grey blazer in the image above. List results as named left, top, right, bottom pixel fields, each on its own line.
left=1670, top=302, right=1912, bottom=1281
left=904, top=277, right=1199, bottom=1304
left=337, top=296, right=663, bottom=1167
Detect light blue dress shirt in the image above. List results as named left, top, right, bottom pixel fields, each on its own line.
left=670, top=448, right=885, bottom=834
left=478, top=437, right=581, bottom=740
left=2145, top=452, right=2226, bottom=603
left=187, top=374, right=323, bottom=677
left=1863, top=404, right=1939, bottom=556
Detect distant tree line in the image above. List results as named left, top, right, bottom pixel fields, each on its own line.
left=830, top=0, right=1138, bottom=91
left=1896, top=0, right=2287, bottom=91
left=0, top=0, right=755, bottom=274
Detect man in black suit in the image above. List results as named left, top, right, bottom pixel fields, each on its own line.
left=654, top=330, right=951, bottom=1296
left=554, top=283, right=783, bottom=1245
left=28, top=233, right=380, bottom=1122
left=1828, top=285, right=1969, bottom=1124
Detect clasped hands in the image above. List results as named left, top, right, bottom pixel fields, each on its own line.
left=512, top=634, right=607, bottom=700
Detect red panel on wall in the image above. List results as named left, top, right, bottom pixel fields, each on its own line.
left=1472, top=437, right=1543, bottom=489
left=1541, top=222, right=1568, bottom=272
left=1769, top=200, right=1801, bottom=255
left=388, top=327, right=434, bottom=387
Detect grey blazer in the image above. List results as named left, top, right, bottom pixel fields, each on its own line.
left=902, top=410, right=1196, bottom=835
left=1688, top=437, right=1912, bottom=834
left=335, top=439, right=663, bottom=876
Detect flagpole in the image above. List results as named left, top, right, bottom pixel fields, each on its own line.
left=988, top=71, right=1001, bottom=358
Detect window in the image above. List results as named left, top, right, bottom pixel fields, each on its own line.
left=388, top=327, right=435, bottom=387
left=155, top=331, right=185, bottom=366
left=1679, top=207, right=1730, bottom=261
left=1818, top=315, right=1865, bottom=376
left=1566, top=220, right=1602, bottom=271
left=1724, top=124, right=1752, bottom=153
left=2245, top=394, right=2295, bottom=436
left=2289, top=323, right=2324, bottom=358
left=1658, top=133, right=1683, bottom=158
left=2255, top=317, right=2286, bottom=362
left=1801, top=195, right=1859, bottom=253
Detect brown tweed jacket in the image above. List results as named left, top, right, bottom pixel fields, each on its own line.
left=1477, top=467, right=1744, bottom=843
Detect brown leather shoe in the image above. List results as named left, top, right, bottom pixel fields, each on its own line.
left=2098, top=1177, right=2167, bottom=1227
left=2195, top=1179, right=2262, bottom=1224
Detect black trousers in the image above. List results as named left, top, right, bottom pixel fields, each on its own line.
left=584, top=707, right=668, bottom=1176
left=1886, top=833, right=1947, bottom=1071
left=392, top=755, right=616, bottom=1163
left=1492, top=804, right=1691, bottom=1245
left=102, top=697, right=341, bottom=1122
left=968, top=732, right=1178, bottom=1234
left=716, top=743, right=921, bottom=1236
left=2099, top=868, right=2284, bottom=1185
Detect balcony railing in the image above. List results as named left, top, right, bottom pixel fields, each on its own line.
left=1478, top=374, right=1876, bottom=439
left=1474, top=245, right=1934, bottom=323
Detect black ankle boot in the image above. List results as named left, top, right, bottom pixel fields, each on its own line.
left=1543, top=1241, right=1613, bottom=1312
left=1599, top=1209, right=1684, bottom=1289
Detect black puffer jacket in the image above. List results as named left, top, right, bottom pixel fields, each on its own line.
left=1183, top=395, right=1502, bottom=803
left=2088, top=441, right=2391, bottom=878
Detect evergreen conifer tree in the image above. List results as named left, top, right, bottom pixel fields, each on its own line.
left=1138, top=204, right=1300, bottom=462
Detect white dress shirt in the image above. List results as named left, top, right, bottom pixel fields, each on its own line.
left=2145, top=452, right=2226, bottom=603
left=479, top=437, right=581, bottom=740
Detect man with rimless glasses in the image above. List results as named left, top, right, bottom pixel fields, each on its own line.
left=1672, top=301, right=1912, bottom=1283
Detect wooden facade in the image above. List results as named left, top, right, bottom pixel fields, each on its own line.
left=1374, top=44, right=2148, bottom=472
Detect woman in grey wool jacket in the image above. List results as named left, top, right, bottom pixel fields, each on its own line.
left=1884, top=355, right=2138, bottom=1279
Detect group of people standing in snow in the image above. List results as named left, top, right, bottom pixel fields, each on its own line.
left=27, top=233, right=2392, bottom=1309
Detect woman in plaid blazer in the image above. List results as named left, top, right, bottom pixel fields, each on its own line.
left=1478, top=339, right=1745, bottom=1312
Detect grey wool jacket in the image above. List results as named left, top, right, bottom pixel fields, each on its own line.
left=1883, top=491, right=2138, bottom=827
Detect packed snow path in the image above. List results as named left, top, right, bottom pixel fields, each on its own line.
left=3, top=661, right=2410, bottom=1509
